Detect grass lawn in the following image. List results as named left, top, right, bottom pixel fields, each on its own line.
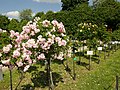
left=0, top=49, right=120, bottom=90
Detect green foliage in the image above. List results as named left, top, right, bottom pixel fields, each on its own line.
left=112, top=29, right=120, bottom=41
left=42, top=4, right=92, bottom=38
left=34, top=12, right=44, bottom=18
left=94, top=0, right=120, bottom=31
left=61, top=0, right=89, bottom=10
left=8, top=19, right=19, bottom=32
left=0, top=15, right=10, bottom=30
left=18, top=19, right=28, bottom=32
left=0, top=32, right=11, bottom=49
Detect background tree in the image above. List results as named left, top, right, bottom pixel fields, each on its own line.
left=0, top=15, right=10, bottom=30
left=61, top=0, right=89, bottom=10
left=93, top=0, right=105, bottom=8
left=8, top=19, right=19, bottom=32
left=34, top=11, right=44, bottom=18
left=42, top=4, right=92, bottom=37
left=18, top=19, right=28, bottom=32
left=19, top=9, right=33, bottom=21
left=93, top=0, right=120, bottom=32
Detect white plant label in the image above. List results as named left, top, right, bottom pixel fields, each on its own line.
left=87, top=51, right=93, bottom=55
left=115, top=41, right=118, bottom=44
left=112, top=42, right=115, bottom=44
left=98, top=47, right=102, bottom=51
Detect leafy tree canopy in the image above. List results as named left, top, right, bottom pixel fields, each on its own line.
left=93, top=0, right=120, bottom=31
left=8, top=19, right=19, bottom=32
left=61, top=0, right=89, bottom=10
left=0, top=15, right=10, bottom=30
left=19, top=9, right=33, bottom=21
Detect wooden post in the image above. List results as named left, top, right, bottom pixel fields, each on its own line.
left=89, top=55, right=91, bottom=71
left=104, top=46, right=106, bottom=60
left=48, top=59, right=54, bottom=90
left=116, top=76, right=119, bottom=90
left=9, top=65, right=13, bottom=90
left=73, top=58, right=76, bottom=80
left=0, top=65, right=3, bottom=80
left=72, top=50, right=76, bottom=80
left=98, top=50, right=100, bottom=64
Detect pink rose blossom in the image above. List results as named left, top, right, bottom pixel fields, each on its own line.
left=55, top=37, right=61, bottom=42
left=30, top=31, right=35, bottom=36
left=61, top=40, right=67, bottom=46
left=10, top=30, right=15, bottom=38
left=1, top=59, right=10, bottom=65
left=42, top=20, right=50, bottom=27
left=29, top=23, right=36, bottom=30
left=22, top=53, right=28, bottom=59
left=57, top=22, right=65, bottom=33
left=3, top=46, right=10, bottom=53
left=17, top=61, right=23, bottom=67
left=57, top=52, right=64, bottom=60
left=13, top=50, right=20, bottom=58
left=7, top=44, right=12, bottom=48
left=26, top=39, right=36, bottom=48
left=23, top=34, right=29, bottom=39
left=37, top=53, right=46, bottom=60
left=25, top=28, right=30, bottom=34
left=51, top=20, right=58, bottom=26
left=34, top=28, right=40, bottom=33
left=28, top=59, right=32, bottom=64
left=14, top=32, right=20, bottom=37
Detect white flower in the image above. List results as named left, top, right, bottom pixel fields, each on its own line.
left=37, top=53, right=46, bottom=60
left=51, top=20, right=58, bottom=26
left=3, top=46, right=10, bottom=53
left=23, top=65, right=30, bottom=72
left=37, top=35, right=42, bottom=40
left=13, top=50, right=20, bottom=58
left=17, top=61, right=23, bottom=67
left=34, top=28, right=40, bottom=33
left=1, top=59, right=10, bottom=65
left=42, top=20, right=50, bottom=27
left=55, top=37, right=61, bottom=42
left=7, top=44, right=12, bottom=48
left=57, top=52, right=64, bottom=60
left=26, top=39, right=36, bottom=48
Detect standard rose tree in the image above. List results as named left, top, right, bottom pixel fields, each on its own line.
left=1, top=18, right=69, bottom=90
